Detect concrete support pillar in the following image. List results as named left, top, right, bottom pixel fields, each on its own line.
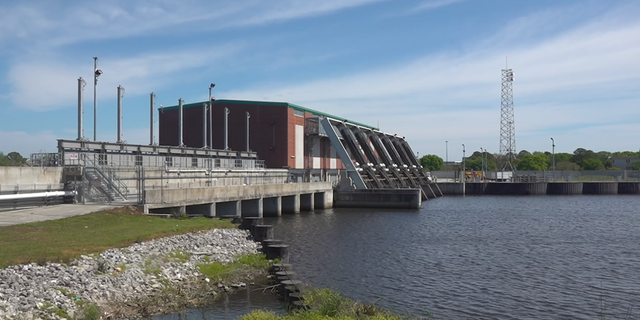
left=216, top=201, right=240, bottom=217
left=241, top=198, right=263, bottom=218
left=300, top=193, right=314, bottom=211
left=263, top=196, right=282, bottom=217
left=313, top=191, right=333, bottom=209
left=187, top=203, right=215, bottom=217
left=282, top=194, right=300, bottom=214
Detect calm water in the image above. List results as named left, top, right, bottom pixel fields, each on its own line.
left=162, top=195, right=640, bottom=319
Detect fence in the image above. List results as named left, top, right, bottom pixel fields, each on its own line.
left=431, top=170, right=640, bottom=182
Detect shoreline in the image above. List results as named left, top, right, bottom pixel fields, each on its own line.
left=0, top=228, right=263, bottom=319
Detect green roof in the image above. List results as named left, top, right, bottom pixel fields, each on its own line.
left=160, top=99, right=378, bottom=130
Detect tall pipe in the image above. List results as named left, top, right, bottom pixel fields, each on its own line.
left=77, top=77, right=86, bottom=140
left=150, top=92, right=156, bottom=145
left=224, top=107, right=230, bottom=150
left=202, top=103, right=208, bottom=148
left=179, top=98, right=184, bottom=147
left=246, top=111, right=251, bottom=151
left=116, top=85, right=124, bottom=143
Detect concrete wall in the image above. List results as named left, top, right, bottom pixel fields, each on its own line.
left=144, top=182, right=333, bottom=205
left=0, top=167, right=63, bottom=193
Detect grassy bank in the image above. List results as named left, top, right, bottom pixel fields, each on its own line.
left=241, top=289, right=420, bottom=320
left=0, top=206, right=236, bottom=268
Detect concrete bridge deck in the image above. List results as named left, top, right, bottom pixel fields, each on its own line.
left=142, top=182, right=334, bottom=217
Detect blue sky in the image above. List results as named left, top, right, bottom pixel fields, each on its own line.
left=1, top=0, right=639, bottom=161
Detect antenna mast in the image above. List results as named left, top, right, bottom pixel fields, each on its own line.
left=499, top=58, right=516, bottom=174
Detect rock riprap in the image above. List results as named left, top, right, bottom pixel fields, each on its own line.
left=0, top=228, right=258, bottom=320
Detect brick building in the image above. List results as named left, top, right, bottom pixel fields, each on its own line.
left=159, top=99, right=378, bottom=181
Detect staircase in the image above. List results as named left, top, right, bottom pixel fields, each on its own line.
left=83, top=159, right=129, bottom=203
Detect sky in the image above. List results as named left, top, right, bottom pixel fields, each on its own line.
left=1, top=0, right=639, bottom=162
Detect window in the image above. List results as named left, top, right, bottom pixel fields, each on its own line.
left=135, top=155, right=143, bottom=166
left=293, top=109, right=304, bottom=117
left=165, top=156, right=173, bottom=167
left=192, top=157, right=198, bottom=167
left=98, top=154, right=107, bottom=166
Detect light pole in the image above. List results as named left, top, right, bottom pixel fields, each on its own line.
left=551, top=137, right=555, bottom=174
left=208, top=83, right=215, bottom=148
left=480, top=147, right=485, bottom=179
left=93, top=57, right=103, bottom=141
left=462, top=143, right=466, bottom=181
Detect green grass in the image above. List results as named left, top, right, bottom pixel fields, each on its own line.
left=0, top=207, right=236, bottom=268
left=240, top=289, right=416, bottom=320
left=197, top=253, right=270, bottom=282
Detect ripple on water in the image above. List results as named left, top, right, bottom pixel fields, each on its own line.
left=264, top=195, right=640, bottom=320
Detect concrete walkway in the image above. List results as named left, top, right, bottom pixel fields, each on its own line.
left=0, top=204, right=125, bottom=227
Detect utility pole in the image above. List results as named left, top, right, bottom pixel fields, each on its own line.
left=499, top=58, right=516, bottom=174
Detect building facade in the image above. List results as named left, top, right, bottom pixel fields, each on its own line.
left=159, top=99, right=378, bottom=181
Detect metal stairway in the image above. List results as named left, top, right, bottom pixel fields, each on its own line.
left=83, top=159, right=129, bottom=203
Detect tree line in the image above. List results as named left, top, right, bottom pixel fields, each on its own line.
left=0, top=152, right=28, bottom=166
left=419, top=149, right=640, bottom=171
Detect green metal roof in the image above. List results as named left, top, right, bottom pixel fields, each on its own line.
left=160, top=99, right=378, bottom=130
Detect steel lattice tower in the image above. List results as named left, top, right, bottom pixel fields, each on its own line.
left=499, top=67, right=516, bottom=172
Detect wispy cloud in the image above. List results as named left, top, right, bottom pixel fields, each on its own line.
left=7, top=43, right=242, bottom=111
left=0, top=0, right=384, bottom=48
left=411, top=0, right=467, bottom=13
left=219, top=5, right=640, bottom=155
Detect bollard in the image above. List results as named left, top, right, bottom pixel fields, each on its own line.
left=252, top=225, right=274, bottom=242
left=266, top=244, right=290, bottom=263
left=276, top=270, right=298, bottom=281
left=239, top=217, right=263, bottom=232
left=270, top=263, right=293, bottom=274
left=261, top=239, right=284, bottom=253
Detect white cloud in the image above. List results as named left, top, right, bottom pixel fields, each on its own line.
left=0, top=0, right=384, bottom=48
left=218, top=6, right=640, bottom=158
left=411, top=0, right=467, bottom=12
left=7, top=44, right=242, bottom=111
left=0, top=130, right=59, bottom=156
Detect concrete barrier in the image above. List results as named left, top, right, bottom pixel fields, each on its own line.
left=333, top=188, right=422, bottom=209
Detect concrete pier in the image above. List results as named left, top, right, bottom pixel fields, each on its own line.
left=334, top=189, right=422, bottom=209
left=618, top=182, right=640, bottom=194
left=263, top=197, right=282, bottom=217
left=300, top=193, right=314, bottom=211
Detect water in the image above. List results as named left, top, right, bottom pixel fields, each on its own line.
left=162, top=195, right=640, bottom=319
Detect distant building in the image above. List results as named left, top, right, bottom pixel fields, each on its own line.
left=612, top=156, right=640, bottom=170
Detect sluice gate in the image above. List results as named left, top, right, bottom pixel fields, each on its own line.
left=319, top=118, right=442, bottom=203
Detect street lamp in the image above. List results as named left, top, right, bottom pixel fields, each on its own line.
left=480, top=147, right=485, bottom=178
left=93, top=57, right=103, bottom=141
left=551, top=137, right=555, bottom=173
left=208, top=83, right=216, bottom=149
left=462, top=143, right=466, bottom=182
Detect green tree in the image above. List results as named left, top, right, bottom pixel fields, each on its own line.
left=6, top=152, right=26, bottom=166
left=517, top=154, right=548, bottom=170
left=0, top=152, right=10, bottom=166
left=597, top=151, right=612, bottom=169
left=556, top=160, right=580, bottom=171
left=582, top=158, right=604, bottom=170
left=419, top=154, right=444, bottom=171
left=632, top=161, right=640, bottom=170
left=517, top=150, right=531, bottom=159
left=464, top=156, right=483, bottom=170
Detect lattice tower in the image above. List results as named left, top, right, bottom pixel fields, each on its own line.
left=499, top=68, right=516, bottom=172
